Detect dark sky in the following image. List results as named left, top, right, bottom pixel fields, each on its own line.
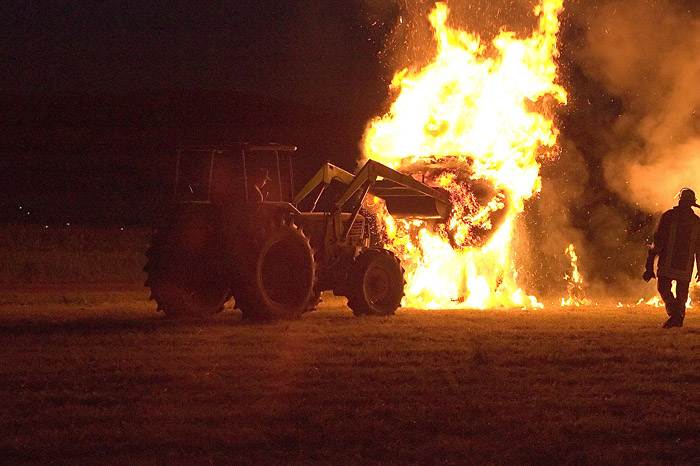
left=1, top=1, right=389, bottom=106
left=0, top=1, right=404, bottom=225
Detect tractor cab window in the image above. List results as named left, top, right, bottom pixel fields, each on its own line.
left=176, top=146, right=295, bottom=205
left=247, top=149, right=294, bottom=203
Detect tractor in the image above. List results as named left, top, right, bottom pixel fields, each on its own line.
left=144, top=143, right=451, bottom=320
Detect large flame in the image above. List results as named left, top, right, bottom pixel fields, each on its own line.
left=363, top=0, right=567, bottom=309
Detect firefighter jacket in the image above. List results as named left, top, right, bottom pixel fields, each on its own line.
left=647, top=206, right=700, bottom=282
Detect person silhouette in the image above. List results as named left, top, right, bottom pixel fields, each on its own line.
left=644, top=188, right=700, bottom=328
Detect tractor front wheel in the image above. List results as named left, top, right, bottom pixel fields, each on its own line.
left=347, top=249, right=405, bottom=317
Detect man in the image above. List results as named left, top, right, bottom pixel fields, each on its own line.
left=644, top=188, right=700, bottom=328
left=247, top=167, right=271, bottom=202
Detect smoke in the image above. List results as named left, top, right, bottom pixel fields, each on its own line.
left=516, top=0, right=700, bottom=299
left=573, top=0, right=700, bottom=213
left=517, top=138, right=589, bottom=298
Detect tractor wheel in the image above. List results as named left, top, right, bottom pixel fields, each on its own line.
left=233, top=224, right=316, bottom=321
left=347, top=249, right=405, bottom=317
left=144, top=226, right=230, bottom=318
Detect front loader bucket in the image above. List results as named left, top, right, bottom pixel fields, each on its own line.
left=384, top=194, right=451, bottom=222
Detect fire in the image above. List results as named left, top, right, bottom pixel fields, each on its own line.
left=560, top=244, right=593, bottom=307
left=616, top=294, right=693, bottom=309
left=645, top=296, right=663, bottom=307
left=363, top=0, right=567, bottom=308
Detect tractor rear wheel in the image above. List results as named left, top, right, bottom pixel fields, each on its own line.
left=233, top=224, right=316, bottom=321
left=144, top=226, right=230, bottom=318
left=347, top=249, right=405, bottom=316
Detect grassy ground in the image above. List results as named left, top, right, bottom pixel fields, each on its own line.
left=2, top=292, right=700, bottom=465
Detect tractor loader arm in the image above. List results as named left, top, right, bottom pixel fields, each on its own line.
left=294, top=159, right=452, bottom=244
left=334, top=160, right=452, bottom=221
left=294, top=162, right=356, bottom=211
left=333, top=160, right=446, bottom=207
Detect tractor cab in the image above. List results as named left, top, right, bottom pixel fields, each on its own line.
left=174, top=144, right=297, bottom=205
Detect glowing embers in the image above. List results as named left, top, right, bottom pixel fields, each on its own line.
left=363, top=0, right=567, bottom=309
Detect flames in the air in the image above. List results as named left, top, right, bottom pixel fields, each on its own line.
left=363, top=0, right=567, bottom=309
left=561, top=244, right=593, bottom=307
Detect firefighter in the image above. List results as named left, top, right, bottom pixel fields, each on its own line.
left=643, top=188, right=700, bottom=328
left=248, top=167, right=271, bottom=202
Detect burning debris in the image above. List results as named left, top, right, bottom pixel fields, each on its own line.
left=362, top=0, right=567, bottom=309
left=560, top=244, right=594, bottom=307
left=616, top=295, right=692, bottom=309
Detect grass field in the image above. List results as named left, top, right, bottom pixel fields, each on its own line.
left=2, top=291, right=700, bottom=465
left=0, top=224, right=148, bottom=285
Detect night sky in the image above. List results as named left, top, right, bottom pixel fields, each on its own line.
left=1, top=1, right=402, bottom=225
left=2, top=1, right=388, bottom=102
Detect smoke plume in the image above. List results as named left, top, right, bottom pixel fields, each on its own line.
left=574, top=0, right=700, bottom=213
